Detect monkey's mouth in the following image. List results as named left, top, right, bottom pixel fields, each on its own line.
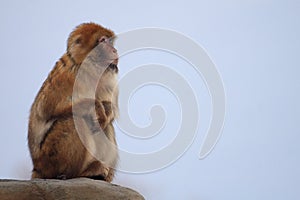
left=108, top=63, right=118, bottom=72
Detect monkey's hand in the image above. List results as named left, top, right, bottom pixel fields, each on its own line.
left=73, top=98, right=114, bottom=131
left=100, top=101, right=115, bottom=124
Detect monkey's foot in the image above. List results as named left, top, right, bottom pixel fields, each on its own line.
left=89, top=168, right=113, bottom=182
left=80, top=161, right=110, bottom=181
left=104, top=168, right=115, bottom=183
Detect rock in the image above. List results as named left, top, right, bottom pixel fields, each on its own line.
left=0, top=178, right=144, bottom=200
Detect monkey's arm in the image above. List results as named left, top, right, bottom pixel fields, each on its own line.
left=56, top=98, right=112, bottom=130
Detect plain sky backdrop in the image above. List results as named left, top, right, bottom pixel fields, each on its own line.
left=1, top=0, right=300, bottom=199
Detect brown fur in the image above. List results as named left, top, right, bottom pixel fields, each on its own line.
left=28, top=23, right=118, bottom=182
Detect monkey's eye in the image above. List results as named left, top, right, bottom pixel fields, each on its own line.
left=97, top=36, right=114, bottom=46
left=99, top=37, right=107, bottom=43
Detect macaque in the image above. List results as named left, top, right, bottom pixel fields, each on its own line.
left=28, top=22, right=119, bottom=182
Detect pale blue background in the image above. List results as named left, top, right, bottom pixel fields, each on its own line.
left=1, top=0, right=300, bottom=199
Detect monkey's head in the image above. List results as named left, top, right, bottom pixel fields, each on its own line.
left=67, top=23, right=118, bottom=67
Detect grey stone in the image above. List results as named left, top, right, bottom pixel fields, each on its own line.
left=0, top=178, right=145, bottom=200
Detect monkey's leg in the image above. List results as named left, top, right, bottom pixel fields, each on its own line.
left=33, top=118, right=86, bottom=179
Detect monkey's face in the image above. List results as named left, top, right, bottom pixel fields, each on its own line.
left=67, top=23, right=118, bottom=67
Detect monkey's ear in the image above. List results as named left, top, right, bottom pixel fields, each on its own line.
left=75, top=37, right=82, bottom=44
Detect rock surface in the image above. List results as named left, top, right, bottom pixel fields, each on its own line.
left=0, top=178, right=144, bottom=200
